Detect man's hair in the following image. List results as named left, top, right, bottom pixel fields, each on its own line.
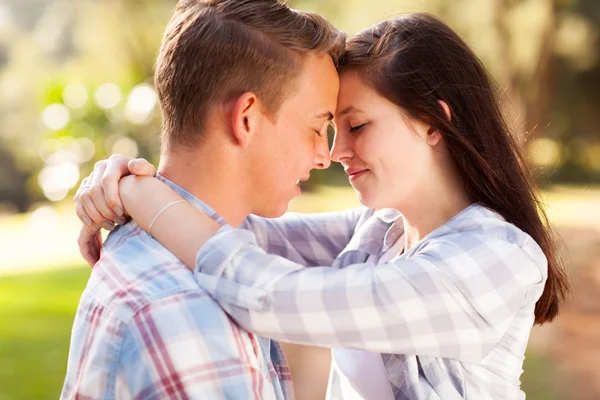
left=155, top=0, right=346, bottom=149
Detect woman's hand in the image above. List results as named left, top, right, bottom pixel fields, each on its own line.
left=74, top=154, right=157, bottom=266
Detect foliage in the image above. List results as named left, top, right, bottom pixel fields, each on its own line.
left=0, top=0, right=599, bottom=212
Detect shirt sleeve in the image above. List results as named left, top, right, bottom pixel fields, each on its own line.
left=115, top=291, right=268, bottom=399
left=239, top=208, right=369, bottom=266
left=193, top=226, right=546, bottom=363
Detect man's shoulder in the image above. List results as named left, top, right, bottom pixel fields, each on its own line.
left=84, top=222, right=216, bottom=323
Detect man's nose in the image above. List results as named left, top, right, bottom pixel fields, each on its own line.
left=314, top=134, right=331, bottom=169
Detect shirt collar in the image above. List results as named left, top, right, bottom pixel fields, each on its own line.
left=156, top=172, right=227, bottom=226
left=374, top=209, right=404, bottom=252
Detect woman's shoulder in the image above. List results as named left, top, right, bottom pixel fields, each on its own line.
left=448, top=204, right=542, bottom=249
left=419, top=203, right=548, bottom=277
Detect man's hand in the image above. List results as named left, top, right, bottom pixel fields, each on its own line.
left=74, top=154, right=157, bottom=266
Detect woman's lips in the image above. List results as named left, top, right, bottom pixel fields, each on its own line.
left=348, top=169, right=369, bottom=182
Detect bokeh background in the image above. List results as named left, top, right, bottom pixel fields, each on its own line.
left=0, top=0, right=599, bottom=399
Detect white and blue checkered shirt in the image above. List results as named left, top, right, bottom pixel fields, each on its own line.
left=195, top=204, right=547, bottom=399
left=61, top=175, right=292, bottom=399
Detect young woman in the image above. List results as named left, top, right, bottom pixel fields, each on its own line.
left=75, top=13, right=568, bottom=399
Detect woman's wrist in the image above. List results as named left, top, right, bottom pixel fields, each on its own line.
left=119, top=175, right=181, bottom=231
left=118, top=175, right=222, bottom=269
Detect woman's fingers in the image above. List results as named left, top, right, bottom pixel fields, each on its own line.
left=102, top=154, right=137, bottom=216
left=80, top=188, right=115, bottom=231
left=128, top=158, right=157, bottom=177
left=89, top=163, right=120, bottom=224
left=75, top=201, right=92, bottom=228
left=73, top=176, right=89, bottom=203
left=78, top=226, right=102, bottom=267
left=75, top=176, right=103, bottom=231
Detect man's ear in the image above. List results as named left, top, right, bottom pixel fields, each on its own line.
left=230, top=92, right=259, bottom=148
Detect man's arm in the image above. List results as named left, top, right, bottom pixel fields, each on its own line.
left=115, top=291, right=271, bottom=399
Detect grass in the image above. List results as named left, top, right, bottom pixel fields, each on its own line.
left=0, top=267, right=90, bottom=400
left=521, top=352, right=568, bottom=400
left=0, top=267, right=567, bottom=400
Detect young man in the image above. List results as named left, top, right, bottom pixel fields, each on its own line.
left=62, top=0, right=343, bottom=398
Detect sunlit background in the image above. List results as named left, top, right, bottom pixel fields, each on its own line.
left=0, top=0, right=599, bottom=399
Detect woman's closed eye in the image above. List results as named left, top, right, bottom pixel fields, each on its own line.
left=350, top=123, right=367, bottom=133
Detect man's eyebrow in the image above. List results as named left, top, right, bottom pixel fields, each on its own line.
left=315, top=111, right=334, bottom=121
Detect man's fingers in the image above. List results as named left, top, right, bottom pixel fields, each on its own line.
left=128, top=158, right=157, bottom=177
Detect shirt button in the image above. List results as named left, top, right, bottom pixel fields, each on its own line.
left=256, top=295, right=272, bottom=310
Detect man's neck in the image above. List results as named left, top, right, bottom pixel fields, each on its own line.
left=157, top=144, right=251, bottom=227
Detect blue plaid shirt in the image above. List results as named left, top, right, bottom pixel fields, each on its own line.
left=194, top=204, right=547, bottom=399
left=61, top=175, right=292, bottom=399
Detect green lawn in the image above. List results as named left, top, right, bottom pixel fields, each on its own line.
left=0, top=267, right=90, bottom=400
left=0, top=266, right=567, bottom=400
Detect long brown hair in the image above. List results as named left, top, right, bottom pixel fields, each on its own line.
left=340, top=12, right=569, bottom=324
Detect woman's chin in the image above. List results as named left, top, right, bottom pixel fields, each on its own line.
left=354, top=189, right=376, bottom=209
left=355, top=191, right=399, bottom=211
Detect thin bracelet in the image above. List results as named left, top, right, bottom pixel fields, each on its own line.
left=148, top=199, right=187, bottom=238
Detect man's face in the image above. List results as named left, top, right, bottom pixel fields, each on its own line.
left=248, top=53, right=339, bottom=217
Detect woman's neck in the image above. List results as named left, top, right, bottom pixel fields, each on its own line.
left=400, top=163, right=471, bottom=251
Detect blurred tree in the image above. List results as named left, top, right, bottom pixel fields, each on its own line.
left=292, top=0, right=600, bottom=185
left=0, top=141, right=32, bottom=212
left=0, top=0, right=598, bottom=212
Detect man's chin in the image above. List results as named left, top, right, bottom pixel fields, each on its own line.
left=254, top=201, right=290, bottom=219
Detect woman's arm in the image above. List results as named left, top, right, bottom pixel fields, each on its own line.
left=240, top=209, right=366, bottom=267
left=74, top=153, right=363, bottom=266
left=189, top=228, right=543, bottom=363
left=120, top=175, right=365, bottom=267
left=119, top=175, right=220, bottom=268
left=122, top=176, right=544, bottom=363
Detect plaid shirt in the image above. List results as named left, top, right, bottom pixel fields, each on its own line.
left=61, top=175, right=292, bottom=400
left=195, top=204, right=547, bottom=399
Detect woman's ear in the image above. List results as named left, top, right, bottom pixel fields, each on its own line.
left=230, top=92, right=259, bottom=148
left=426, top=126, right=443, bottom=146
left=425, top=100, right=452, bottom=146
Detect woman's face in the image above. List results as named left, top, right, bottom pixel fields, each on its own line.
left=332, top=70, right=436, bottom=210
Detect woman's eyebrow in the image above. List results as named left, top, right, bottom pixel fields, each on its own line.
left=337, top=106, right=363, bottom=116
